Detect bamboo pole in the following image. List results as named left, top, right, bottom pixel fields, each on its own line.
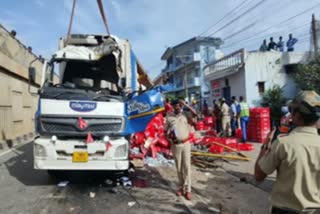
left=192, top=151, right=251, bottom=161
left=207, top=141, right=249, bottom=158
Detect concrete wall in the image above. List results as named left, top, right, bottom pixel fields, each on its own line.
left=244, top=51, right=309, bottom=106
left=0, top=24, right=47, bottom=146
left=207, top=69, right=245, bottom=106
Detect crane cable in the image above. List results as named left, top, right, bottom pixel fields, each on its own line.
left=66, top=0, right=111, bottom=46
left=66, top=0, right=77, bottom=46
left=97, top=0, right=111, bottom=35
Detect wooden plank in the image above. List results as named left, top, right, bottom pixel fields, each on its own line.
left=192, top=151, right=251, bottom=161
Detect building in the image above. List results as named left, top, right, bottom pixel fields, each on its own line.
left=204, top=48, right=311, bottom=106
left=160, top=37, right=224, bottom=103
left=0, top=24, right=58, bottom=149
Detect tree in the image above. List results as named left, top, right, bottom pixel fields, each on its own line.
left=261, top=85, right=286, bottom=126
left=290, top=56, right=320, bottom=94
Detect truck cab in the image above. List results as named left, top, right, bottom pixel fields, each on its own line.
left=31, top=34, right=162, bottom=172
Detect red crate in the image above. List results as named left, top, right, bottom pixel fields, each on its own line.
left=251, top=117, right=270, bottom=123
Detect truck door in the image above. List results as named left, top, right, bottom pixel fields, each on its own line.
left=124, top=87, right=165, bottom=134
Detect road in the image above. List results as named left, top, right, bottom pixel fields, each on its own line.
left=0, top=142, right=190, bottom=214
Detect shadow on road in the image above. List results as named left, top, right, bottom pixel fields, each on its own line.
left=3, top=142, right=190, bottom=213
left=226, top=169, right=275, bottom=193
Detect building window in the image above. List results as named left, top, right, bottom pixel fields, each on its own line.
left=258, top=81, right=265, bottom=94
left=225, top=78, right=229, bottom=87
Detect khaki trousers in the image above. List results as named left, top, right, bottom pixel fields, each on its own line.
left=222, top=116, right=231, bottom=137
left=171, top=142, right=191, bottom=192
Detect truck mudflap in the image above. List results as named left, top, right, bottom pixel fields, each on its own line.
left=34, top=137, right=129, bottom=170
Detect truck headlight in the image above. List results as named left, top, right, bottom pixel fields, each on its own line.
left=114, top=144, right=127, bottom=158
left=34, top=144, right=47, bottom=158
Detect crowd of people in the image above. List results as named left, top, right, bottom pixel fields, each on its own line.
left=212, top=96, right=250, bottom=142
left=259, top=33, right=298, bottom=52
left=162, top=91, right=320, bottom=213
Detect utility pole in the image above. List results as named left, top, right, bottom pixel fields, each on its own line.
left=312, top=14, right=318, bottom=54
left=176, top=55, right=191, bottom=102
left=183, top=63, right=189, bottom=102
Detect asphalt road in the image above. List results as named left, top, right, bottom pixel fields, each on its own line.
left=0, top=142, right=190, bottom=214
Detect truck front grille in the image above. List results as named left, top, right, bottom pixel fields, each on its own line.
left=39, top=117, right=124, bottom=136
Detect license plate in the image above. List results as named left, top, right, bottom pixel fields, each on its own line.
left=72, top=151, right=88, bottom=162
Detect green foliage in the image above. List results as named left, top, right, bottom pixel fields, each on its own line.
left=261, top=85, right=286, bottom=125
left=290, top=56, right=320, bottom=94
left=165, top=94, right=177, bottom=102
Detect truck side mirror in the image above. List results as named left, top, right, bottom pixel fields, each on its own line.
left=29, top=67, right=36, bottom=83
left=28, top=67, right=38, bottom=95
left=121, top=77, right=126, bottom=88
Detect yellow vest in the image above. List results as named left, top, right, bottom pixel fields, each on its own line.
left=239, top=102, right=249, bottom=117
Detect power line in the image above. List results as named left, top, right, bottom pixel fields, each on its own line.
left=220, top=2, right=320, bottom=49
left=224, top=21, right=257, bottom=40
left=221, top=0, right=293, bottom=42
left=208, top=0, right=268, bottom=36
left=199, top=0, right=251, bottom=36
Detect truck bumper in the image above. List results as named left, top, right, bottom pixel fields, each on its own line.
left=34, top=159, right=129, bottom=170
left=34, top=137, right=129, bottom=171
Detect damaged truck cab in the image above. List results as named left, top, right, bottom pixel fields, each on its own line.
left=31, top=34, right=163, bottom=172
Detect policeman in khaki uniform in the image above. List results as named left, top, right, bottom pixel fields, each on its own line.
left=254, top=91, right=320, bottom=214
left=219, top=97, right=231, bottom=137
left=165, top=99, right=197, bottom=201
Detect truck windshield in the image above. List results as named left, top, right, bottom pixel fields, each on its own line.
left=40, top=55, right=123, bottom=101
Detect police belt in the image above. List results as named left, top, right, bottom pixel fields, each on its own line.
left=172, top=138, right=189, bottom=144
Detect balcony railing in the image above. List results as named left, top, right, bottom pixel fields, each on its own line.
left=162, top=52, right=200, bottom=73
left=204, top=48, right=245, bottom=77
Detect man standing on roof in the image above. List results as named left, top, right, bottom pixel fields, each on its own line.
left=276, top=36, right=284, bottom=52
left=268, top=37, right=277, bottom=51
left=286, top=33, right=298, bottom=52
left=237, top=96, right=250, bottom=143
left=165, top=99, right=197, bottom=201
left=254, top=90, right=320, bottom=213
left=260, top=39, right=268, bottom=52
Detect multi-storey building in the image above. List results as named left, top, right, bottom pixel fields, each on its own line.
left=159, top=36, right=223, bottom=103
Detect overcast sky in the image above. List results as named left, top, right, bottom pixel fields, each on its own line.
left=1, top=0, right=319, bottom=78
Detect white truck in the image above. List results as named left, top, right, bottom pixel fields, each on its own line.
left=29, top=34, right=164, bottom=174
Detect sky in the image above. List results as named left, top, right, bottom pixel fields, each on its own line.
left=1, top=0, right=319, bottom=79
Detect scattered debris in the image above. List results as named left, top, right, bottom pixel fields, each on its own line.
left=108, top=188, right=119, bottom=194
left=208, top=206, right=221, bottom=213
left=130, top=159, right=144, bottom=168
left=89, top=192, right=95, bottom=198
left=144, top=153, right=175, bottom=167
left=57, top=181, right=69, bottom=187
left=104, top=179, right=113, bottom=185
left=133, top=178, right=149, bottom=188
left=120, top=176, right=132, bottom=187
left=128, top=201, right=136, bottom=207
left=192, top=151, right=251, bottom=161
left=240, top=177, right=248, bottom=183
left=191, top=157, right=222, bottom=169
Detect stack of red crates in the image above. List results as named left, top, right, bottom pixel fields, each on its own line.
left=247, top=108, right=271, bottom=143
